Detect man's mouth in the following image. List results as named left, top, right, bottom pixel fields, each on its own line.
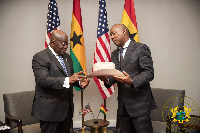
left=62, top=50, right=66, bottom=53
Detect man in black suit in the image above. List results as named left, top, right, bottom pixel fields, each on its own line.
left=99, top=24, right=156, bottom=133
left=32, top=30, right=90, bottom=133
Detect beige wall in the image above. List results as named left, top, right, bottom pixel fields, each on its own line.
left=0, top=0, right=200, bottom=127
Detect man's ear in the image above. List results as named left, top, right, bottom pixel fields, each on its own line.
left=123, top=29, right=126, bottom=36
left=49, top=43, right=54, bottom=47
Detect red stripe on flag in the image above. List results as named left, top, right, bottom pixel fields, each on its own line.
left=96, top=44, right=106, bottom=62
left=105, top=33, right=111, bottom=53
left=93, top=55, right=97, bottom=64
left=101, top=104, right=108, bottom=112
left=45, top=41, right=48, bottom=49
left=124, top=0, right=138, bottom=29
left=45, top=32, right=51, bottom=48
left=107, top=86, right=114, bottom=95
left=98, top=36, right=111, bottom=61
left=73, top=0, right=83, bottom=31
left=93, top=77, right=107, bottom=99
left=47, top=33, right=51, bottom=40
left=105, top=33, right=111, bottom=61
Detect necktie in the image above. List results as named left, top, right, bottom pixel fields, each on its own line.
left=58, top=56, right=68, bottom=76
left=120, top=48, right=124, bottom=70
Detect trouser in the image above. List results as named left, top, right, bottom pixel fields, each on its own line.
left=120, top=105, right=153, bottom=133
left=40, top=105, right=73, bottom=133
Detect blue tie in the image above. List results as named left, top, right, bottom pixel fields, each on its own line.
left=59, top=56, right=68, bottom=76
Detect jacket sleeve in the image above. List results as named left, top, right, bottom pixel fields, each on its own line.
left=132, top=44, right=154, bottom=89
left=32, top=53, right=65, bottom=90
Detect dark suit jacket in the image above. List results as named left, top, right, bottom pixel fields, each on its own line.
left=32, top=47, right=80, bottom=122
left=105, top=40, right=157, bottom=118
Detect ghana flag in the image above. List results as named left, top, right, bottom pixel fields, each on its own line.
left=121, top=0, right=139, bottom=42
left=100, top=104, right=108, bottom=115
left=70, top=0, right=87, bottom=91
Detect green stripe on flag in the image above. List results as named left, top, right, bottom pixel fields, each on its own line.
left=100, top=109, right=106, bottom=115
left=70, top=48, right=84, bottom=91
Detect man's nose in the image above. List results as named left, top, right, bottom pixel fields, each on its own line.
left=110, top=35, right=114, bottom=40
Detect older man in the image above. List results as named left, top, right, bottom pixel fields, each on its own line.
left=32, top=30, right=89, bottom=133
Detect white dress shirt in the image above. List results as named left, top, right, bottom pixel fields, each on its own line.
left=48, top=46, right=70, bottom=88
left=119, top=38, right=131, bottom=60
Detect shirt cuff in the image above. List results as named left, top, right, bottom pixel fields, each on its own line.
left=63, top=77, right=70, bottom=88
left=105, top=78, right=110, bottom=84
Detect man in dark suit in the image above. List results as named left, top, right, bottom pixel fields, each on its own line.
left=99, top=24, right=156, bottom=133
left=32, top=30, right=90, bottom=133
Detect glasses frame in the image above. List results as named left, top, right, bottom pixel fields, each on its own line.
left=52, top=40, right=70, bottom=47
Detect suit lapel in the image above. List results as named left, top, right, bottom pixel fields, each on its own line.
left=46, top=48, right=68, bottom=76
left=121, top=40, right=137, bottom=69
left=113, top=49, right=120, bottom=70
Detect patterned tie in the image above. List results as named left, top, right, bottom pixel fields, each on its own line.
left=58, top=56, right=68, bottom=76
left=120, top=48, right=124, bottom=70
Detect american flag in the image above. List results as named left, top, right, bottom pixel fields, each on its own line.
left=45, top=0, right=60, bottom=48
left=82, top=104, right=92, bottom=116
left=93, top=0, right=115, bottom=99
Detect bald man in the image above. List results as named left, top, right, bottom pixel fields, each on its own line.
left=99, top=24, right=156, bottom=133
left=32, top=30, right=89, bottom=133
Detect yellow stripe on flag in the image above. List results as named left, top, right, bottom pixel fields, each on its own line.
left=121, top=9, right=139, bottom=42
left=100, top=107, right=107, bottom=114
left=70, top=14, right=87, bottom=74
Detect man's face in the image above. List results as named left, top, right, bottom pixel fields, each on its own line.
left=110, top=25, right=125, bottom=47
left=51, top=35, right=68, bottom=56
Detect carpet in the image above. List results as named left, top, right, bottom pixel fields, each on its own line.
left=73, top=127, right=116, bottom=133
left=73, top=127, right=199, bottom=133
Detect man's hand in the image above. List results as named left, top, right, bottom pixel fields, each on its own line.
left=80, top=78, right=90, bottom=89
left=69, top=71, right=86, bottom=84
left=114, top=71, right=132, bottom=85
left=97, top=76, right=109, bottom=82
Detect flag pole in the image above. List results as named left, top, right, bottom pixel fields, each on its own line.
left=81, top=90, right=85, bottom=133
left=102, top=99, right=108, bottom=133
left=104, top=99, right=106, bottom=121
left=81, top=90, right=86, bottom=133
left=81, top=90, right=84, bottom=126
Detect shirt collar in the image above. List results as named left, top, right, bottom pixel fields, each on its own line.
left=48, top=46, right=59, bottom=57
left=122, top=38, right=131, bottom=49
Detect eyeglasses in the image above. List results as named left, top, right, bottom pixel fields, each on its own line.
left=52, top=40, right=70, bottom=46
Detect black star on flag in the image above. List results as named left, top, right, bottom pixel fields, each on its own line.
left=130, top=33, right=137, bottom=41
left=70, top=31, right=83, bottom=48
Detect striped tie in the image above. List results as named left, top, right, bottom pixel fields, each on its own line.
left=120, top=48, right=124, bottom=70
left=59, top=56, right=68, bottom=76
